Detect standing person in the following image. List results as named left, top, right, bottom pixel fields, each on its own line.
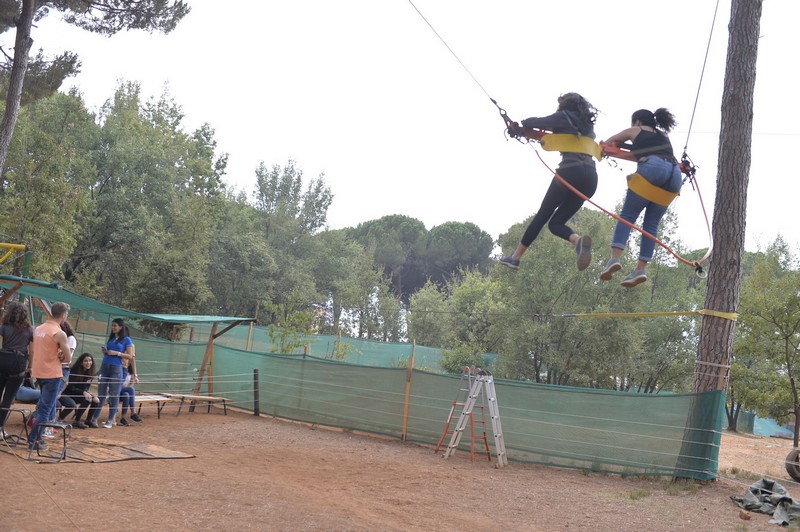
left=0, top=301, right=35, bottom=439
left=599, top=108, right=683, bottom=288
left=44, top=320, right=77, bottom=438
left=90, top=318, right=134, bottom=429
left=28, top=302, right=72, bottom=452
left=499, top=92, right=599, bottom=271
left=57, top=353, right=99, bottom=429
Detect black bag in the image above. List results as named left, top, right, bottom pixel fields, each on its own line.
left=0, top=348, right=28, bottom=377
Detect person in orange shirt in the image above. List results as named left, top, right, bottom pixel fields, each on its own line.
left=28, top=302, right=72, bottom=452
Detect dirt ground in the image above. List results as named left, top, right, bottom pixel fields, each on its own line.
left=1, top=406, right=798, bottom=532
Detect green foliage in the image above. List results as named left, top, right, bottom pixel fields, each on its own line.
left=266, top=301, right=314, bottom=354
left=408, top=281, right=450, bottom=348
left=733, top=239, right=800, bottom=440
left=440, top=342, right=490, bottom=374
left=0, top=91, right=95, bottom=277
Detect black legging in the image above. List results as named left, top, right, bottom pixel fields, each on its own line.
left=520, top=156, right=598, bottom=246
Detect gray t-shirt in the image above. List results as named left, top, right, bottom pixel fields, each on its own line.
left=0, top=323, right=34, bottom=354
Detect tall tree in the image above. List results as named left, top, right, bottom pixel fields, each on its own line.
left=348, top=214, right=428, bottom=302
left=694, top=0, right=762, bottom=392
left=677, top=0, right=763, bottom=480
left=0, top=0, right=189, bottom=173
left=0, top=89, right=96, bottom=278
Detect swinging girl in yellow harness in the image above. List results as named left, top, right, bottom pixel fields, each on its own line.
left=600, top=108, right=682, bottom=287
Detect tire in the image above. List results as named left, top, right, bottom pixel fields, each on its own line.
left=785, top=449, right=800, bottom=482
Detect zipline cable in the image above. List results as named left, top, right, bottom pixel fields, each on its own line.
left=408, top=1, right=715, bottom=274
left=683, top=0, right=722, bottom=154
left=406, top=0, right=494, bottom=101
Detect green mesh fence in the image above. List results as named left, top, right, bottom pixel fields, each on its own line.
left=75, top=329, right=724, bottom=480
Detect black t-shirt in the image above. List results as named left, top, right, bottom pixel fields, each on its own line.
left=0, top=323, right=34, bottom=354
left=631, top=129, right=674, bottom=159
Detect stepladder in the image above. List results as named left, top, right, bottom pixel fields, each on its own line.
left=435, top=367, right=490, bottom=462
left=442, top=369, right=508, bottom=467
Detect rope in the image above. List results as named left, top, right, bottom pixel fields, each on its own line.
left=683, top=0, right=722, bottom=153
left=531, top=147, right=712, bottom=274
left=406, top=0, right=494, bottom=102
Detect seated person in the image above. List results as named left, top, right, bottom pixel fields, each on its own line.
left=57, top=353, right=99, bottom=429
left=118, top=357, right=142, bottom=425
left=15, top=374, right=40, bottom=404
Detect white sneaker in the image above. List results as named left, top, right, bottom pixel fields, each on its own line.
left=102, top=421, right=115, bottom=429
left=43, top=427, right=56, bottom=439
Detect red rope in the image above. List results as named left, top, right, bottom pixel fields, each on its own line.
left=530, top=147, right=713, bottom=273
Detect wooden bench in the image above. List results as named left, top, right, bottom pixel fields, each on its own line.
left=134, top=394, right=177, bottom=419
left=164, top=394, right=227, bottom=416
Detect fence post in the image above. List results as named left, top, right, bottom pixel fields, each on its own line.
left=253, top=369, right=260, bottom=416
left=401, top=341, right=417, bottom=442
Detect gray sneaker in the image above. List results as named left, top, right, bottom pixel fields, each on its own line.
left=599, top=258, right=621, bottom=281
left=620, top=269, right=648, bottom=288
left=498, top=255, right=520, bottom=270
left=576, top=235, right=592, bottom=271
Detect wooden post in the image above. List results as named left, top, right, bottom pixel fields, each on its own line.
left=401, top=340, right=416, bottom=442
left=191, top=322, right=219, bottom=411
left=246, top=321, right=254, bottom=351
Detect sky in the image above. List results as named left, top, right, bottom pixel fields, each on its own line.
left=29, top=1, right=800, bottom=253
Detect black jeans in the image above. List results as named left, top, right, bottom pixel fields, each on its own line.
left=520, top=156, right=598, bottom=246
left=0, top=373, right=24, bottom=428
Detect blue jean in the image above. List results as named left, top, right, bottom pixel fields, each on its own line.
left=48, top=368, right=69, bottom=422
left=15, top=385, right=40, bottom=403
left=29, top=378, right=62, bottom=447
left=611, top=156, right=682, bottom=262
left=120, top=386, right=136, bottom=416
left=93, top=363, right=123, bottom=422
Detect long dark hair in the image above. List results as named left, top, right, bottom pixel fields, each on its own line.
left=70, top=352, right=97, bottom=376
left=109, top=318, right=130, bottom=342
left=631, top=108, right=677, bottom=133
left=557, top=92, right=598, bottom=126
left=2, top=301, right=31, bottom=330
left=61, top=320, right=75, bottom=337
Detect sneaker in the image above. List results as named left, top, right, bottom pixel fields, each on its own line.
left=498, top=255, right=520, bottom=270
left=621, top=269, right=648, bottom=288
left=88, top=419, right=99, bottom=429
left=75, top=421, right=88, bottom=429
left=28, top=440, right=48, bottom=452
left=102, top=421, right=115, bottom=429
left=43, top=427, right=55, bottom=439
left=130, top=413, right=143, bottom=423
left=575, top=235, right=592, bottom=271
left=599, top=258, right=621, bottom=281
left=119, top=418, right=129, bottom=426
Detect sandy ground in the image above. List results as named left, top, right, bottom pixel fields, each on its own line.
left=1, top=406, right=797, bottom=531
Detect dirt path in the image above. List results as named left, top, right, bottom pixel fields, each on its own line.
left=1, top=409, right=792, bottom=531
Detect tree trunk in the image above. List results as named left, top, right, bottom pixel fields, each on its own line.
left=676, top=0, right=763, bottom=480
left=694, top=0, right=762, bottom=392
left=0, top=0, right=35, bottom=175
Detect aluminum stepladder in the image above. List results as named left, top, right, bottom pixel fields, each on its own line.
left=434, top=367, right=490, bottom=462
left=443, top=369, right=507, bottom=467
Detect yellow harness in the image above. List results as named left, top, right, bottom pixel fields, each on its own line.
left=539, top=133, right=603, bottom=161
left=626, top=173, right=680, bottom=206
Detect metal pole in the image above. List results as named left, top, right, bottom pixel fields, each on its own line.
left=253, top=369, right=260, bottom=416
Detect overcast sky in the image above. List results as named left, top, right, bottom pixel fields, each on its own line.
left=30, top=1, right=800, bottom=253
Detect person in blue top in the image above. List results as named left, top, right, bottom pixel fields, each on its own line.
left=600, top=108, right=682, bottom=288
left=89, top=318, right=134, bottom=429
